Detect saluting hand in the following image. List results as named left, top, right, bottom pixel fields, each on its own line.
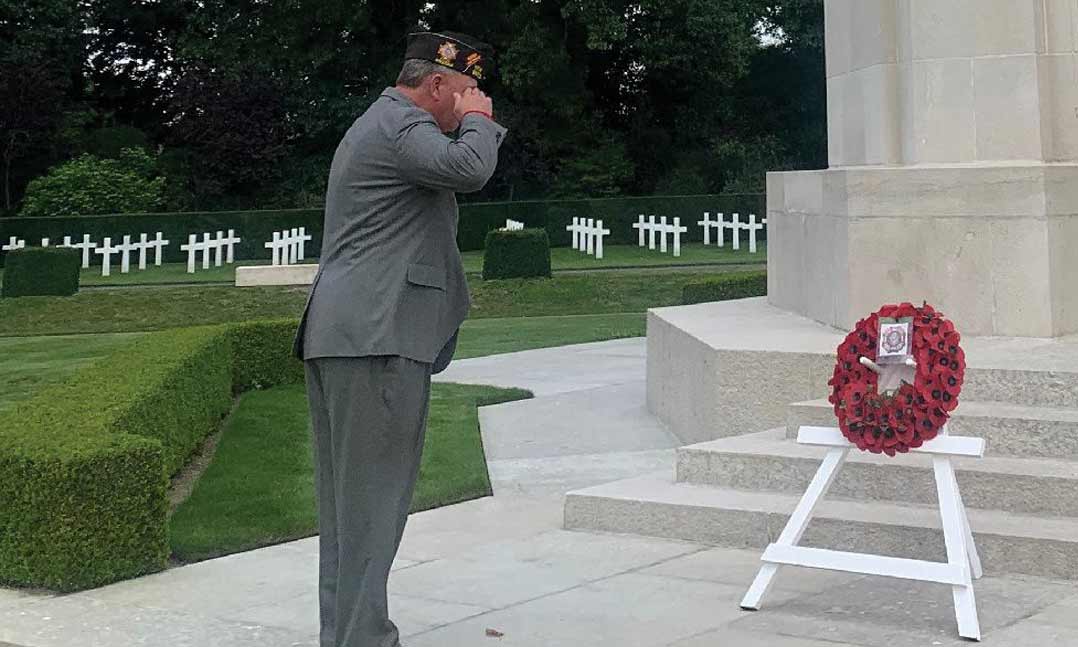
left=453, top=87, right=494, bottom=119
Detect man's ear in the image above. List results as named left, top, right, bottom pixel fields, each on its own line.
left=429, top=73, right=446, bottom=100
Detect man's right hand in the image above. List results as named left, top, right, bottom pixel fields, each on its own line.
left=453, top=87, right=493, bottom=119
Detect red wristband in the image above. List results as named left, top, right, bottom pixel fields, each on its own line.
left=463, top=109, right=493, bottom=120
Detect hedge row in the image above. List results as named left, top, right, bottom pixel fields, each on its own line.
left=0, top=194, right=765, bottom=266
left=482, top=229, right=551, bottom=280
left=681, top=270, right=768, bottom=305
left=1, top=247, right=80, bottom=298
left=0, top=319, right=304, bottom=592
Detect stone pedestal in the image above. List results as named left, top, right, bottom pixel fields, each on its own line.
left=767, top=164, right=1078, bottom=337
left=770, top=0, right=1078, bottom=338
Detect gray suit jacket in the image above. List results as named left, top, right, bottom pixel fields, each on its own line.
left=293, top=87, right=507, bottom=371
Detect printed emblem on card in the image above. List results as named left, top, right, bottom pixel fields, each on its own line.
left=877, top=321, right=913, bottom=363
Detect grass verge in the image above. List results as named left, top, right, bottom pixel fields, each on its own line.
left=0, top=269, right=760, bottom=337
left=168, top=382, right=530, bottom=562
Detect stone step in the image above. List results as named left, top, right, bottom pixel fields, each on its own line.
left=963, top=365, right=1078, bottom=410
left=787, top=398, right=1078, bottom=459
left=675, top=428, right=1078, bottom=518
left=564, top=474, right=1078, bottom=580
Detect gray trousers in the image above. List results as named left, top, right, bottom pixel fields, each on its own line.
left=304, top=356, right=433, bottom=647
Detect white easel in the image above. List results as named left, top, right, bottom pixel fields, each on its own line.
left=740, top=357, right=985, bottom=642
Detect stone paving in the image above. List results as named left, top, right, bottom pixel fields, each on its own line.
left=2, top=339, right=1077, bottom=646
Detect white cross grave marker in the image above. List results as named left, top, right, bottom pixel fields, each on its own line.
left=633, top=215, right=647, bottom=247
left=117, top=235, right=141, bottom=274
left=698, top=212, right=722, bottom=246
left=566, top=218, right=582, bottom=251
left=593, top=219, right=611, bottom=260
left=265, top=231, right=284, bottom=266
left=95, top=237, right=121, bottom=277
left=71, top=235, right=98, bottom=268
left=148, top=232, right=169, bottom=267
left=136, top=234, right=149, bottom=270
left=729, top=212, right=742, bottom=251
left=658, top=217, right=669, bottom=253
left=221, top=229, right=241, bottom=264
left=288, top=229, right=300, bottom=264
left=181, top=234, right=214, bottom=273
left=744, top=213, right=765, bottom=254
left=296, top=227, right=312, bottom=261
left=648, top=215, right=658, bottom=250
left=670, top=217, right=688, bottom=257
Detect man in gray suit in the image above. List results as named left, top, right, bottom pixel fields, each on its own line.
left=293, top=31, right=507, bottom=647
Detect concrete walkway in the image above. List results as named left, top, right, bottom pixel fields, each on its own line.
left=3, top=339, right=1078, bottom=646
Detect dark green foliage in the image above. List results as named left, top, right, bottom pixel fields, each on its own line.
left=226, top=319, right=304, bottom=392
left=0, top=321, right=307, bottom=592
left=483, top=229, right=551, bottom=280
left=1, top=247, right=80, bottom=298
left=681, top=270, right=768, bottom=305
left=19, top=149, right=167, bottom=218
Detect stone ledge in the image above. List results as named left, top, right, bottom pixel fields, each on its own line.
left=235, top=264, right=318, bottom=287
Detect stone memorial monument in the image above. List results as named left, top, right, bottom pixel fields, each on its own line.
left=566, top=0, right=1078, bottom=588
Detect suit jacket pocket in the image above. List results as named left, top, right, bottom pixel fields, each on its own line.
left=406, top=263, right=447, bottom=290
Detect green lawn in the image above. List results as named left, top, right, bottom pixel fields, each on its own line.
left=0, top=269, right=758, bottom=337
left=0, top=313, right=644, bottom=412
left=169, top=382, right=530, bottom=562
left=456, top=313, right=644, bottom=358
left=0, top=333, right=142, bottom=412
left=461, top=241, right=766, bottom=273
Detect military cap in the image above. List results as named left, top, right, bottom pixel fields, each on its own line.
left=405, top=31, right=495, bottom=84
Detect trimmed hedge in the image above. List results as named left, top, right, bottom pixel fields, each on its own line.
left=0, top=320, right=305, bottom=592
left=482, top=229, right=552, bottom=280
left=1, top=247, right=81, bottom=298
left=227, top=319, right=305, bottom=392
left=0, top=194, right=766, bottom=266
left=681, top=270, right=768, bottom=305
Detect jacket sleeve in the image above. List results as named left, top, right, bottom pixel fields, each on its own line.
left=394, top=111, right=508, bottom=193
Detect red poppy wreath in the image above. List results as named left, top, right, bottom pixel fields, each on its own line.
left=828, top=302, right=966, bottom=456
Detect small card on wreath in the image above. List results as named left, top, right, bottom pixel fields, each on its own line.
left=876, top=319, right=912, bottom=365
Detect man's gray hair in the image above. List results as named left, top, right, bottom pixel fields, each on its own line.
left=396, top=59, right=453, bottom=88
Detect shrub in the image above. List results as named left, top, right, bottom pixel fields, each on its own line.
left=227, top=319, right=304, bottom=392
left=0, top=320, right=308, bottom=592
left=681, top=270, right=767, bottom=305
left=1, top=247, right=80, bottom=298
left=482, top=228, right=551, bottom=280
left=19, top=148, right=166, bottom=218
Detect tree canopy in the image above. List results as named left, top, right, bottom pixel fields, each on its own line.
left=1, top=0, right=825, bottom=215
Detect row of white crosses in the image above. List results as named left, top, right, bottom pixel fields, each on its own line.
left=566, top=217, right=611, bottom=260
left=503, top=219, right=524, bottom=231
left=264, top=227, right=313, bottom=266
left=5, top=233, right=172, bottom=276
left=698, top=212, right=767, bottom=254
left=178, top=230, right=242, bottom=274
left=632, top=215, right=689, bottom=257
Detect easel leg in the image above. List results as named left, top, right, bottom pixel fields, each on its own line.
left=934, top=457, right=982, bottom=641
left=740, top=448, right=849, bottom=610
left=956, top=481, right=983, bottom=580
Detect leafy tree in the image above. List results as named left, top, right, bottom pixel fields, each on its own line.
left=20, top=148, right=166, bottom=217
left=166, top=64, right=292, bottom=208
left=0, top=0, right=86, bottom=211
